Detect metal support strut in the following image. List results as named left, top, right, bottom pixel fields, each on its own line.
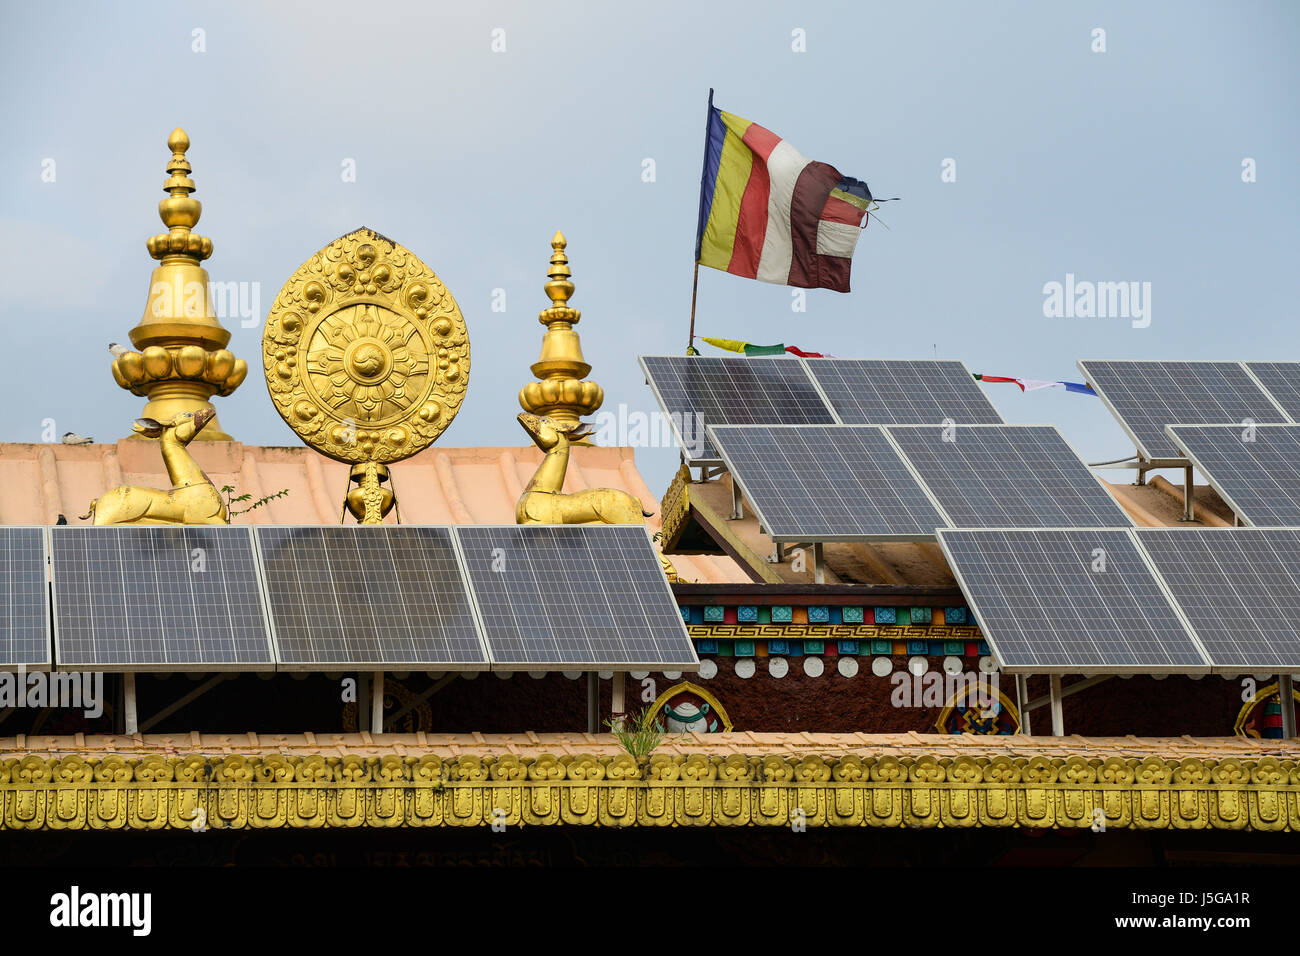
left=586, top=672, right=599, bottom=733
left=1280, top=674, right=1297, bottom=739
left=1049, top=675, right=1065, bottom=736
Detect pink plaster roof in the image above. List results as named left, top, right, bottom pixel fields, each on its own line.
left=0, top=440, right=749, bottom=584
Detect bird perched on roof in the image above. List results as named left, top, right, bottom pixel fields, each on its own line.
left=61, top=431, right=93, bottom=445
left=109, top=342, right=130, bottom=358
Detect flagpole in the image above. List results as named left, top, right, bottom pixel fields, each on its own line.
left=689, top=88, right=715, bottom=353
left=687, top=261, right=700, bottom=353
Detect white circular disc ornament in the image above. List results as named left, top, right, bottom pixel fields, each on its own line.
left=734, top=659, right=756, bottom=679
left=837, top=657, right=859, bottom=678
left=768, top=657, right=789, bottom=678
left=803, top=657, right=825, bottom=677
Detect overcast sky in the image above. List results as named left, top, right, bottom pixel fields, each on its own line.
left=2, top=1, right=1296, bottom=495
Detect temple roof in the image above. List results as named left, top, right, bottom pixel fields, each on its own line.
left=0, top=439, right=749, bottom=584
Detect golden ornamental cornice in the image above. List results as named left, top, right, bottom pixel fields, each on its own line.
left=0, top=751, right=1295, bottom=831
left=659, top=463, right=692, bottom=550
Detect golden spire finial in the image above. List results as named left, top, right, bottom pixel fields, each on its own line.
left=544, top=231, right=574, bottom=307
left=518, top=231, right=603, bottom=436
left=111, top=127, right=247, bottom=441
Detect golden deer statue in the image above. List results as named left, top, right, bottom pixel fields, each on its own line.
left=516, top=413, right=651, bottom=525
left=80, top=409, right=228, bottom=525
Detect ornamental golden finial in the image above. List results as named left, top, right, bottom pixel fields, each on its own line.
left=111, top=127, right=247, bottom=441
left=518, top=232, right=603, bottom=438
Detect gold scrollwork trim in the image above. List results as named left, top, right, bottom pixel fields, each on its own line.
left=0, top=752, right=1295, bottom=831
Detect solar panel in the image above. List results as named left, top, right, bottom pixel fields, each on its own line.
left=887, top=424, right=1133, bottom=528
left=1136, top=528, right=1300, bottom=672
left=455, top=524, right=698, bottom=670
left=0, top=528, right=51, bottom=668
left=937, top=528, right=1209, bottom=674
left=1077, top=360, right=1289, bottom=460
left=708, top=424, right=947, bottom=541
left=51, top=526, right=272, bottom=671
left=256, top=526, right=488, bottom=670
left=1166, top=424, right=1300, bottom=526
left=1244, top=362, right=1300, bottom=421
left=804, top=359, right=1003, bottom=426
left=638, top=355, right=836, bottom=463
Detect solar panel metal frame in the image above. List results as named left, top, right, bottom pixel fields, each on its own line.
left=50, top=525, right=274, bottom=673
left=637, top=354, right=839, bottom=465
left=1165, top=423, right=1300, bottom=527
left=802, top=358, right=1004, bottom=426
left=453, top=524, right=699, bottom=672
left=1242, top=361, right=1300, bottom=422
left=1077, top=359, right=1294, bottom=461
left=936, top=527, right=1211, bottom=675
left=0, top=527, right=53, bottom=669
left=708, top=423, right=951, bottom=542
left=1131, top=526, right=1300, bottom=674
left=884, top=423, right=1134, bottom=529
left=253, top=525, right=490, bottom=672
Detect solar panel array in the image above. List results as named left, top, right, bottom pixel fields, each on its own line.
left=0, top=528, right=51, bottom=668
left=887, top=425, right=1132, bottom=528
left=1245, top=362, right=1300, bottom=421
left=51, top=526, right=272, bottom=671
left=638, top=355, right=835, bottom=463
left=1136, top=528, right=1300, bottom=672
left=805, top=358, right=1003, bottom=426
left=1078, top=360, right=1289, bottom=459
left=256, top=526, right=488, bottom=670
left=708, top=425, right=947, bottom=541
left=1166, top=424, right=1300, bottom=526
left=937, top=528, right=1209, bottom=674
left=456, top=524, right=697, bottom=670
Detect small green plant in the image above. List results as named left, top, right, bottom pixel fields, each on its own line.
left=605, top=707, right=666, bottom=761
left=220, top=485, right=291, bottom=517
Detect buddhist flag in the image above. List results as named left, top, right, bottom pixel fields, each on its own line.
left=695, top=92, right=873, bottom=293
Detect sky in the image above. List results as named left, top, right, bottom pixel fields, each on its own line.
left=1, top=0, right=1297, bottom=496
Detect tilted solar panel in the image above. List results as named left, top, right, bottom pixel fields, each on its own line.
left=1166, top=423, right=1300, bottom=526
left=51, top=526, right=272, bottom=671
left=708, top=424, right=947, bottom=541
left=886, top=424, right=1132, bottom=528
left=0, top=527, right=51, bottom=668
left=455, top=524, right=698, bottom=670
left=256, top=526, right=488, bottom=670
left=1078, top=360, right=1289, bottom=460
left=937, top=528, right=1209, bottom=674
left=638, top=355, right=835, bottom=463
left=1245, top=362, right=1300, bottom=422
left=1135, top=528, right=1300, bottom=672
left=804, top=359, right=1003, bottom=426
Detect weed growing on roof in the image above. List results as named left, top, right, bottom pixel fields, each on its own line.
left=606, top=707, right=665, bottom=761
left=220, top=485, right=290, bottom=517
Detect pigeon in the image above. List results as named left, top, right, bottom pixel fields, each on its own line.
left=61, top=431, right=93, bottom=445
left=55, top=515, right=67, bottom=525
left=109, top=342, right=130, bottom=358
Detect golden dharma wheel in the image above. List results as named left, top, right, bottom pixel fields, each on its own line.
left=262, top=227, right=469, bottom=464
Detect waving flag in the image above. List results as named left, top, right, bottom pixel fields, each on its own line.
left=695, top=93, right=873, bottom=293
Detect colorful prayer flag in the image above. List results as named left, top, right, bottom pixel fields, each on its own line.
left=701, top=337, right=833, bottom=358
left=973, top=374, right=1096, bottom=396
left=695, top=92, right=872, bottom=293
